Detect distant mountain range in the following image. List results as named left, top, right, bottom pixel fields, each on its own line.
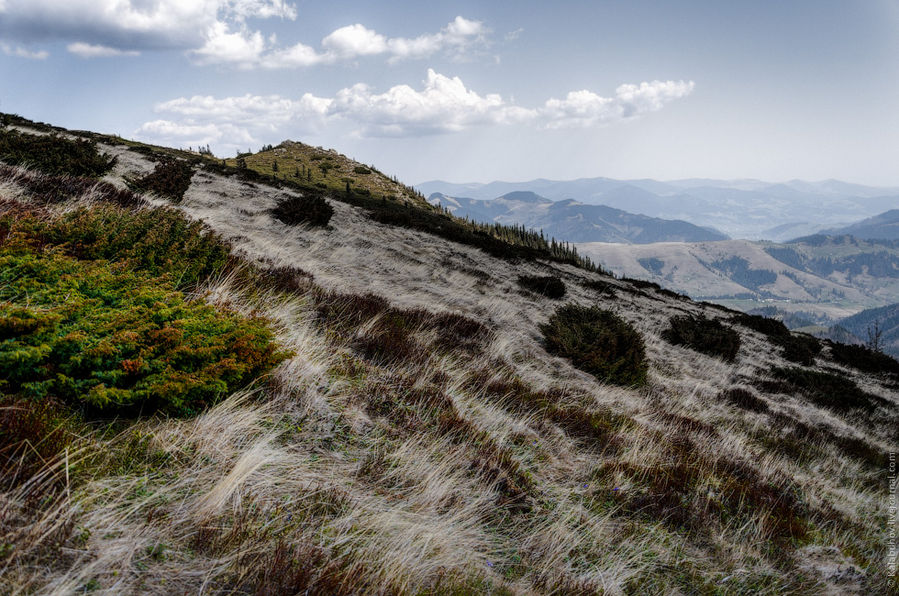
left=419, top=177, right=899, bottom=240
left=428, top=191, right=727, bottom=244
left=575, top=235, right=899, bottom=322
left=824, top=209, right=899, bottom=241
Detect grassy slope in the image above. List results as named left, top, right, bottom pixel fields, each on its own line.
left=1, top=117, right=897, bottom=594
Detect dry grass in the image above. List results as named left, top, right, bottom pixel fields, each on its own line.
left=1, top=139, right=897, bottom=595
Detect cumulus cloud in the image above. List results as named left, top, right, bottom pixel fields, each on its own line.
left=136, top=71, right=694, bottom=152
left=67, top=42, right=140, bottom=58
left=192, top=16, right=489, bottom=68
left=0, top=2, right=488, bottom=68
left=540, top=80, right=695, bottom=128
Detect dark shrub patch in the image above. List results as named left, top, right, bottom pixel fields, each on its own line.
left=1, top=165, right=144, bottom=208
left=352, top=309, right=427, bottom=366
left=271, top=189, right=334, bottom=227
left=733, top=312, right=820, bottom=365
left=778, top=334, right=821, bottom=365
left=662, top=315, right=741, bottom=362
left=829, top=342, right=899, bottom=377
left=720, top=387, right=769, bottom=413
left=540, top=303, right=648, bottom=386
left=431, top=312, right=491, bottom=353
left=129, top=159, right=194, bottom=202
left=263, top=265, right=314, bottom=294
left=771, top=367, right=889, bottom=413
left=0, top=129, right=116, bottom=177
left=314, top=292, right=390, bottom=332
left=582, top=279, right=616, bottom=297
left=517, top=275, right=566, bottom=299
left=353, top=166, right=371, bottom=175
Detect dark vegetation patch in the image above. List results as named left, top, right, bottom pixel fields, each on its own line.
left=0, top=395, right=75, bottom=487
left=261, top=265, right=315, bottom=294
left=734, top=313, right=821, bottom=365
left=540, top=304, right=648, bottom=387
left=517, top=275, right=566, bottom=299
left=582, top=278, right=616, bottom=297
left=662, top=315, right=741, bottom=361
left=617, top=277, right=690, bottom=301
left=767, top=367, right=890, bottom=413
left=754, top=410, right=889, bottom=473
left=466, top=367, right=630, bottom=452
left=0, top=128, right=116, bottom=177
left=720, top=387, right=769, bottom=413
left=312, top=290, right=490, bottom=363
left=128, top=159, right=194, bottom=202
left=829, top=342, right=899, bottom=377
left=592, top=433, right=808, bottom=541
left=1, top=164, right=144, bottom=207
left=271, top=189, right=334, bottom=227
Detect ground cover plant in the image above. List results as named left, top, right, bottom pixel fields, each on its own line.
left=663, top=314, right=741, bottom=361
left=829, top=341, right=899, bottom=376
left=540, top=303, right=648, bottom=386
left=1, top=199, right=286, bottom=425
left=517, top=274, right=566, bottom=299
left=128, top=158, right=194, bottom=202
left=271, top=188, right=334, bottom=227
left=0, top=128, right=116, bottom=177
left=735, top=312, right=820, bottom=365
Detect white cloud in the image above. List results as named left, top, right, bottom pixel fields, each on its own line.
left=137, top=71, right=693, bottom=152
left=67, top=42, right=140, bottom=58
left=0, top=0, right=295, bottom=53
left=0, top=42, right=48, bottom=59
left=540, top=80, right=695, bottom=128
left=0, top=3, right=488, bottom=69
left=192, top=16, right=489, bottom=68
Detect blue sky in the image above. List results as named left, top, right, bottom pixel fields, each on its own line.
left=1, top=0, right=897, bottom=185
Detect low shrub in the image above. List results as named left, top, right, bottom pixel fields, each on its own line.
left=517, top=275, right=566, bottom=299
left=0, top=247, right=287, bottom=416
left=353, top=166, right=371, bottom=175
left=1, top=164, right=143, bottom=207
left=582, top=279, right=616, bottom=297
left=733, top=312, right=820, bottom=365
left=4, top=204, right=230, bottom=288
left=829, top=342, right=899, bottom=377
left=0, top=129, right=116, bottom=177
left=271, top=189, right=334, bottom=227
left=662, top=315, right=741, bottom=361
left=540, top=303, right=648, bottom=386
left=720, top=387, right=769, bottom=413
left=771, top=367, right=889, bottom=413
left=129, top=158, right=194, bottom=202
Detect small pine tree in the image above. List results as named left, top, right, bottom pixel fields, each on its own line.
left=345, top=181, right=351, bottom=196
left=272, top=160, right=279, bottom=172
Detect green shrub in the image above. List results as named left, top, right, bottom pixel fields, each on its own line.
left=829, top=342, right=899, bottom=376
left=272, top=190, right=334, bottom=227
left=734, top=313, right=820, bottom=365
left=663, top=315, right=741, bottom=361
left=517, top=275, right=566, bottom=299
left=353, top=166, right=372, bottom=175
left=0, top=248, right=286, bottom=416
left=0, top=129, right=116, bottom=177
left=4, top=204, right=229, bottom=288
left=771, top=367, right=889, bottom=413
left=540, top=304, right=647, bottom=386
left=129, top=159, right=194, bottom=201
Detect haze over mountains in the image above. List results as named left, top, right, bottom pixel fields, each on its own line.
left=419, top=177, right=899, bottom=240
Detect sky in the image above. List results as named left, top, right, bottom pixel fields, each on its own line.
left=1, top=0, right=898, bottom=186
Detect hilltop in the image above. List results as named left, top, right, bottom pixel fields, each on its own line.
left=1, top=114, right=897, bottom=594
